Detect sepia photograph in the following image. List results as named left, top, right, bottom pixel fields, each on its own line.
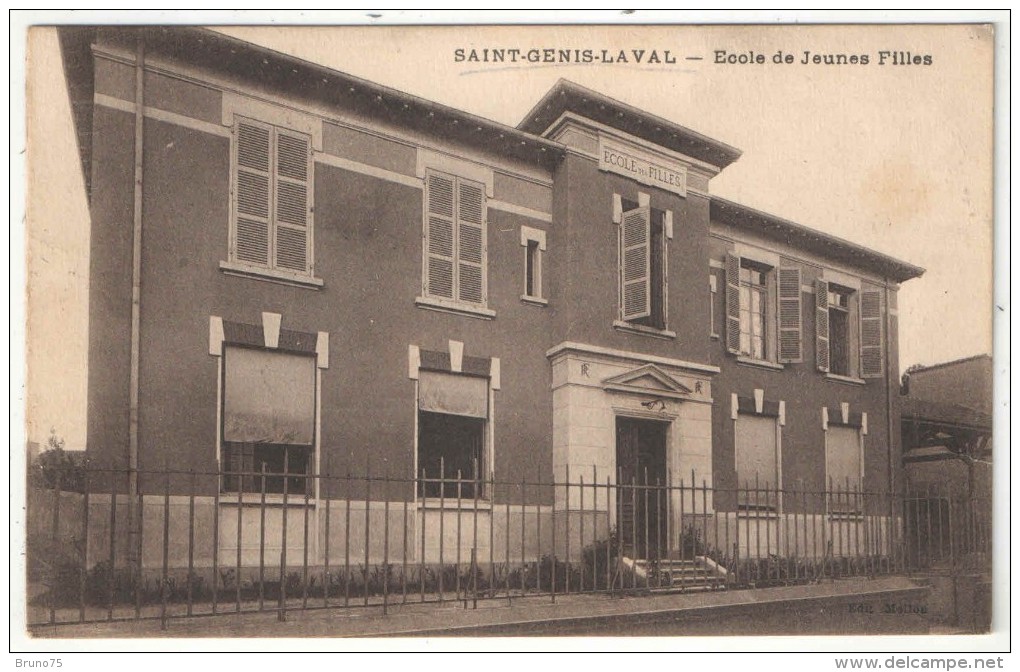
left=13, top=11, right=1005, bottom=656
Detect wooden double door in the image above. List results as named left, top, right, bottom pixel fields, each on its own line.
left=616, top=417, right=669, bottom=559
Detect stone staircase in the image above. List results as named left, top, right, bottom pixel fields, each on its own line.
left=620, top=555, right=728, bottom=593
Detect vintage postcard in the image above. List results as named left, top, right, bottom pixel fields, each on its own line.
left=16, top=13, right=1003, bottom=656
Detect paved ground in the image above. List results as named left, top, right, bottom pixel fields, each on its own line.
left=28, top=576, right=935, bottom=639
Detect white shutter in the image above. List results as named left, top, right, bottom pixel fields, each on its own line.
left=425, top=171, right=456, bottom=299
left=860, top=288, right=884, bottom=378
left=457, top=180, right=485, bottom=305
left=724, top=253, right=741, bottom=354
left=273, top=129, right=312, bottom=273
left=620, top=206, right=651, bottom=320
left=233, top=120, right=271, bottom=266
left=815, top=279, right=830, bottom=372
left=777, top=266, right=803, bottom=363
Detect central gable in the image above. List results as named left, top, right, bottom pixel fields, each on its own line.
left=602, top=364, right=693, bottom=399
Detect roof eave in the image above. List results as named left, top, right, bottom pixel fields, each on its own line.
left=518, top=79, right=742, bottom=170
left=711, top=196, right=925, bottom=284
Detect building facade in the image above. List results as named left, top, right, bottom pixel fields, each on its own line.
left=59, top=27, right=923, bottom=571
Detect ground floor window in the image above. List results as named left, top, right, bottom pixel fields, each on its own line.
left=734, top=413, right=780, bottom=511
left=223, top=443, right=312, bottom=495
left=826, top=425, right=863, bottom=514
left=221, top=345, right=316, bottom=495
left=417, top=411, right=484, bottom=498
left=416, top=369, right=489, bottom=498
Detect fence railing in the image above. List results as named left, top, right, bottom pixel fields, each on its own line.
left=25, top=464, right=991, bottom=629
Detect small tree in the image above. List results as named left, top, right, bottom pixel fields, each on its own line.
left=30, top=429, right=88, bottom=492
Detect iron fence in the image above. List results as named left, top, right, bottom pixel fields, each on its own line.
left=25, top=463, right=991, bottom=629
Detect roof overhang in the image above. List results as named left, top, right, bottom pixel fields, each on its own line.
left=517, top=79, right=742, bottom=171
left=711, top=196, right=926, bottom=284
left=58, top=26, right=566, bottom=202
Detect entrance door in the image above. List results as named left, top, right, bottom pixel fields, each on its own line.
left=616, top=417, right=668, bottom=559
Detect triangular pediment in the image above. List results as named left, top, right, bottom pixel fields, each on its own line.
left=602, top=364, right=693, bottom=399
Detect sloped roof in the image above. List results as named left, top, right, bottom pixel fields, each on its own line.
left=901, top=397, right=992, bottom=431
left=517, top=78, right=743, bottom=170
left=711, top=197, right=925, bottom=284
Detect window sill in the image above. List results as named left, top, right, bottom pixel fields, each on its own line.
left=828, top=512, right=865, bottom=521
left=218, top=493, right=316, bottom=507
left=825, top=373, right=866, bottom=386
left=417, top=499, right=493, bottom=511
left=612, top=320, right=677, bottom=340
left=219, top=261, right=323, bottom=289
left=736, top=356, right=784, bottom=371
left=415, top=296, right=496, bottom=320
left=520, top=294, right=548, bottom=307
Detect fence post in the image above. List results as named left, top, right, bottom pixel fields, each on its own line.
left=160, top=470, right=169, bottom=630
left=279, top=456, right=289, bottom=622
left=79, top=471, right=90, bottom=624
left=364, top=457, right=371, bottom=608
left=187, top=469, right=195, bottom=617
left=49, top=467, right=62, bottom=625
left=383, top=466, right=390, bottom=616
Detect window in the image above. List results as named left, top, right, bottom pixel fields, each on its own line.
left=725, top=253, right=802, bottom=364
left=520, top=225, right=547, bottom=304
left=739, top=263, right=768, bottom=359
left=709, top=274, right=719, bottom=338
left=229, top=117, right=313, bottom=276
left=423, top=170, right=487, bottom=308
left=828, top=288, right=851, bottom=376
left=815, top=279, right=884, bottom=379
left=826, top=425, right=863, bottom=515
left=619, top=199, right=667, bottom=330
left=221, top=346, right=316, bottom=494
left=734, top=413, right=780, bottom=511
left=416, top=370, right=489, bottom=498
left=526, top=241, right=540, bottom=296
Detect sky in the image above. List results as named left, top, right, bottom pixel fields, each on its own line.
left=21, top=19, right=996, bottom=449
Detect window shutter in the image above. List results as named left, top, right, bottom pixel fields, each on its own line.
left=724, top=253, right=741, bottom=354
left=425, top=172, right=456, bottom=299
left=815, top=279, right=830, bottom=372
left=777, top=267, right=803, bottom=363
left=273, top=129, right=311, bottom=273
left=620, top=206, right=651, bottom=320
left=859, top=288, right=884, bottom=378
left=234, top=121, right=271, bottom=266
left=457, top=180, right=485, bottom=305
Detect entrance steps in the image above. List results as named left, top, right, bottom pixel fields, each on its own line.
left=620, top=556, right=727, bottom=593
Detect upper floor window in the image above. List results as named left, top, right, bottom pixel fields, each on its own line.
left=423, top=170, right=487, bottom=309
left=738, top=263, right=768, bottom=360
left=618, top=198, right=669, bottom=331
left=815, top=279, right=884, bottom=379
left=229, top=117, right=313, bottom=277
left=827, top=287, right=852, bottom=376
left=520, top=225, right=547, bottom=305
left=725, top=252, right=802, bottom=365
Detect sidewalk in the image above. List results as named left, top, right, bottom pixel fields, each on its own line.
left=30, top=576, right=929, bottom=638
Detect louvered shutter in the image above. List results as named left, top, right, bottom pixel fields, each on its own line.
left=425, top=172, right=456, bottom=299
left=620, top=207, right=651, bottom=320
left=815, top=279, right=830, bottom=372
left=777, top=267, right=803, bottom=363
left=724, top=253, right=741, bottom=354
left=274, top=129, right=312, bottom=273
left=457, top=180, right=485, bottom=305
left=234, top=121, right=271, bottom=266
left=859, top=288, right=884, bottom=378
